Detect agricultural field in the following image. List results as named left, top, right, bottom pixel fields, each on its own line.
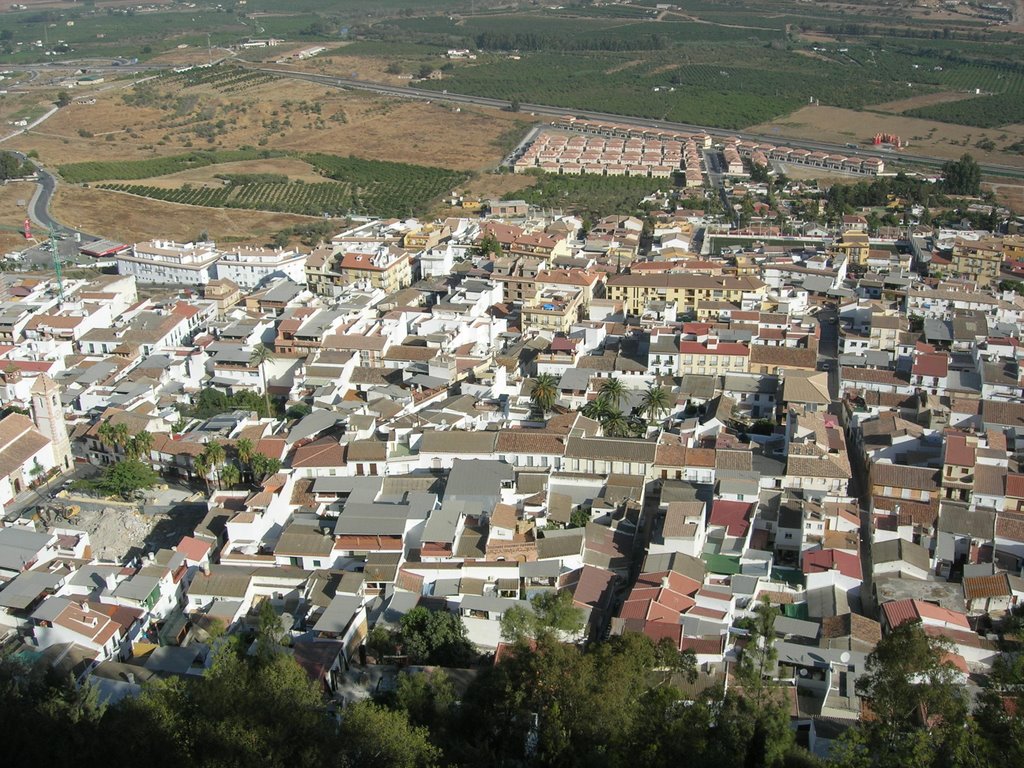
left=510, top=172, right=679, bottom=221
left=50, top=184, right=320, bottom=245
left=61, top=151, right=469, bottom=217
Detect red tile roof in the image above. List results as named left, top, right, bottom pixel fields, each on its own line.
left=802, top=549, right=862, bottom=580
left=708, top=500, right=752, bottom=537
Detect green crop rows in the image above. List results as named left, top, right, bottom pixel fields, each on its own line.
left=84, top=152, right=468, bottom=217
left=58, top=150, right=287, bottom=184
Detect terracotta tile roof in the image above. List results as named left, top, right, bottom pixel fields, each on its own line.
left=871, top=463, right=940, bottom=491
left=963, top=573, right=1011, bottom=600
left=709, top=500, right=752, bottom=537
left=802, top=549, right=862, bottom=580
left=997, top=511, right=1024, bottom=542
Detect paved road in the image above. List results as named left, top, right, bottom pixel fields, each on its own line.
left=242, top=64, right=1024, bottom=180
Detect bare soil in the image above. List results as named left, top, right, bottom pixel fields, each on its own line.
left=52, top=184, right=321, bottom=244
left=867, top=91, right=980, bottom=113
left=753, top=106, right=1024, bottom=168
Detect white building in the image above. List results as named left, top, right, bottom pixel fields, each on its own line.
left=117, top=240, right=220, bottom=285
left=215, top=246, right=308, bottom=290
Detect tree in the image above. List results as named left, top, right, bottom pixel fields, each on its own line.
left=193, top=453, right=212, bottom=492
left=97, top=420, right=130, bottom=455
left=235, top=437, right=255, bottom=467
left=249, top=343, right=273, bottom=418
left=126, top=430, right=153, bottom=462
left=387, top=669, right=456, bottom=734
left=200, top=442, right=225, bottom=490
left=640, top=384, right=671, bottom=424
left=529, top=373, right=559, bottom=417
left=220, top=462, right=240, bottom=489
left=0, top=151, right=31, bottom=181
left=337, top=701, right=440, bottom=768
left=941, top=153, right=981, bottom=196
left=581, top=396, right=613, bottom=422
left=845, top=620, right=967, bottom=767
left=94, top=459, right=158, bottom=500
left=55, top=91, right=71, bottom=108
left=598, top=377, right=626, bottom=410
left=474, top=232, right=502, bottom=258
left=250, top=453, right=282, bottom=484
left=599, top=408, right=631, bottom=437
left=500, top=590, right=585, bottom=642
left=399, top=607, right=475, bottom=667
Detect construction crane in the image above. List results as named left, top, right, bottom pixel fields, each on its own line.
left=48, top=226, right=64, bottom=304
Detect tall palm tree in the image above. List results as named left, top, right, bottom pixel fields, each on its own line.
left=128, top=429, right=154, bottom=462
left=249, top=343, right=273, bottom=418
left=600, top=409, right=631, bottom=438
left=598, top=377, right=626, bottom=410
left=581, top=397, right=613, bottom=422
left=530, top=373, right=559, bottom=416
left=236, top=437, right=255, bottom=467
left=640, top=385, right=671, bottom=424
left=220, top=463, right=241, bottom=490
left=201, top=442, right=226, bottom=489
left=193, top=453, right=212, bottom=493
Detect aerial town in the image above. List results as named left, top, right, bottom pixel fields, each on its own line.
left=1, top=104, right=1023, bottom=762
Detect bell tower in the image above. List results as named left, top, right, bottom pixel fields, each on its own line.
left=30, top=374, right=71, bottom=472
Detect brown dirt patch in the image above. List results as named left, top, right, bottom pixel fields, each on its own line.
left=752, top=105, right=1024, bottom=168
left=52, top=185, right=320, bottom=244
left=604, top=60, right=645, bottom=75
left=868, top=91, right=979, bottom=113
left=9, top=77, right=536, bottom=173
left=984, top=181, right=1024, bottom=213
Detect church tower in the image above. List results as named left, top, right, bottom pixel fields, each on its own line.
left=30, top=374, right=71, bottom=472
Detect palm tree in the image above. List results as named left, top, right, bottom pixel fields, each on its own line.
left=530, top=373, right=559, bottom=416
left=127, top=429, right=154, bottom=462
left=220, top=463, right=240, bottom=490
left=97, top=420, right=130, bottom=456
left=598, top=377, right=626, bottom=410
left=600, top=409, right=631, bottom=438
left=249, top=343, right=273, bottom=418
left=236, top=437, right=255, bottom=467
left=201, top=442, right=226, bottom=489
left=581, top=397, right=613, bottom=422
left=640, top=385, right=671, bottom=424
left=193, top=453, right=212, bottom=493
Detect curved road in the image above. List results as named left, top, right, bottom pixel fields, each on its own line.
left=243, top=64, right=1024, bottom=180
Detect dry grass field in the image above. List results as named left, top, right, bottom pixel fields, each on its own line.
left=51, top=185, right=322, bottom=244
left=9, top=77, right=535, bottom=172
left=867, top=92, right=980, bottom=114
left=752, top=106, right=1024, bottom=168
left=3, top=72, right=540, bottom=238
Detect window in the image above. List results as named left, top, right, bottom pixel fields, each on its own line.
left=312, top=560, right=322, bottom=568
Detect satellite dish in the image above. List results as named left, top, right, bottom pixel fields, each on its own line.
left=798, top=668, right=808, bottom=677
left=840, top=651, right=851, bottom=664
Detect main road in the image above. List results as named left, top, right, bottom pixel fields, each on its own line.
left=240, top=63, right=1024, bottom=180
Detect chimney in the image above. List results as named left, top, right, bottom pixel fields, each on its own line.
left=80, top=601, right=90, bottom=614
left=661, top=575, right=671, bottom=590
left=126, top=672, right=136, bottom=685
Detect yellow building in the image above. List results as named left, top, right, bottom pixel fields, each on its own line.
left=521, top=287, right=584, bottom=334
left=835, top=230, right=870, bottom=266
left=950, top=237, right=1002, bottom=286
left=606, top=273, right=765, bottom=316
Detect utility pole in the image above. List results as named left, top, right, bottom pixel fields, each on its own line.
left=49, top=227, right=64, bottom=305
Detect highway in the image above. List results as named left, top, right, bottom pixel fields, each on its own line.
left=13, top=58, right=1024, bottom=179
left=239, top=64, right=1024, bottom=180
